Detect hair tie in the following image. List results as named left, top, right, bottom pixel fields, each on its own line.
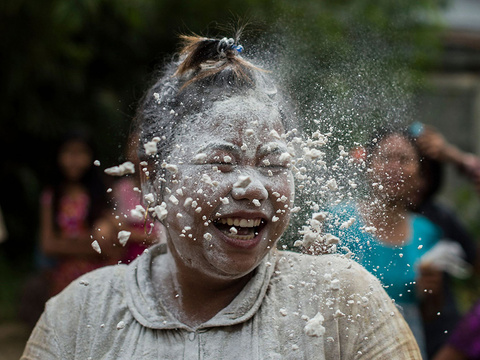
left=217, top=37, right=243, bottom=56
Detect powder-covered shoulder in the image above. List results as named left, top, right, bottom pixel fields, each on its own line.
left=276, top=250, right=384, bottom=295
left=44, top=264, right=129, bottom=325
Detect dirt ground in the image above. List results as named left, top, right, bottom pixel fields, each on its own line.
left=0, top=321, right=30, bottom=360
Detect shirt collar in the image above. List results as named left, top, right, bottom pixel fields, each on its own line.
left=125, top=243, right=276, bottom=331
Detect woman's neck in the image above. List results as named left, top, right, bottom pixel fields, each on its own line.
left=152, top=250, right=253, bottom=329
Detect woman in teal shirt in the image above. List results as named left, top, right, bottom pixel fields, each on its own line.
left=325, top=129, right=444, bottom=358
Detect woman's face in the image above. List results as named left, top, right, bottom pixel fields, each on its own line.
left=369, top=134, right=420, bottom=203
left=58, top=140, right=93, bottom=181
left=158, top=99, right=294, bottom=280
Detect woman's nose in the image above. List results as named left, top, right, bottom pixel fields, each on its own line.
left=231, top=174, right=268, bottom=202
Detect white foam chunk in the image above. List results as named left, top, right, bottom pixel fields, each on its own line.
left=118, top=230, right=131, bottom=246
left=104, top=161, right=135, bottom=176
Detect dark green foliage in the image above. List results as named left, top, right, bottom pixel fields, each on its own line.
left=0, top=0, right=444, bottom=319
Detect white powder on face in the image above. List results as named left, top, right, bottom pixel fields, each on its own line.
left=194, top=153, right=207, bottom=163
left=234, top=175, right=252, bottom=188
left=104, top=161, right=135, bottom=176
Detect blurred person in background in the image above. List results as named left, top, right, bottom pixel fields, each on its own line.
left=20, top=130, right=121, bottom=328
left=39, top=130, right=121, bottom=295
left=325, top=128, right=446, bottom=358
left=407, top=126, right=478, bottom=358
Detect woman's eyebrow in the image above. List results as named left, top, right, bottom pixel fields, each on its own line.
left=197, top=142, right=241, bottom=156
left=258, top=142, right=289, bottom=156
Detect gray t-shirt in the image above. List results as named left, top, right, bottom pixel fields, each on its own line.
left=22, top=244, right=421, bottom=359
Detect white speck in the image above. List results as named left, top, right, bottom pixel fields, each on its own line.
left=378, top=185, right=384, bottom=190
left=245, top=129, right=254, bottom=136
left=234, top=175, right=251, bottom=188
left=170, top=109, right=175, bottom=114
left=279, top=308, right=288, bottom=316
left=93, top=160, right=101, bottom=166
left=223, top=155, right=232, bottom=163
left=184, top=197, right=193, bottom=207
left=204, top=233, right=212, bottom=241
left=293, top=240, right=303, bottom=247
left=91, top=240, right=101, bottom=254
left=334, top=309, right=345, bottom=318
left=220, top=197, right=229, bottom=205
left=279, top=152, right=292, bottom=162
left=262, top=159, right=270, bottom=166
left=252, top=199, right=261, bottom=207
left=165, top=164, right=178, bottom=174
left=272, top=216, right=279, bottom=222
left=312, top=212, right=327, bottom=221
left=131, top=205, right=146, bottom=220
left=326, top=178, right=338, bottom=191
left=169, top=195, right=179, bottom=205
left=325, top=234, right=339, bottom=245
left=118, top=230, right=131, bottom=246
left=176, top=188, right=183, bottom=196
left=194, top=153, right=207, bottom=163
left=144, top=193, right=155, bottom=204
left=330, top=279, right=340, bottom=290
left=269, top=129, right=281, bottom=139
left=79, top=279, right=89, bottom=286
left=229, top=227, right=238, bottom=235
left=106, top=188, right=112, bottom=193
left=195, top=207, right=202, bottom=213
left=304, top=312, right=325, bottom=337
left=241, top=143, right=248, bottom=151
left=340, top=217, right=355, bottom=229
left=104, top=161, right=135, bottom=176
left=291, top=207, right=301, bottom=213
left=418, top=245, right=423, bottom=250
left=153, top=202, right=168, bottom=220
left=116, top=321, right=126, bottom=330
left=144, top=141, right=157, bottom=155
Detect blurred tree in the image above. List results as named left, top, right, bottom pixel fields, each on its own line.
left=0, top=0, right=442, bottom=266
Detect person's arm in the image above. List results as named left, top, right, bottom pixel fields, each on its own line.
left=417, top=126, right=480, bottom=194
left=416, top=263, right=445, bottom=321
left=21, top=310, right=61, bottom=359
left=433, top=345, right=467, bottom=360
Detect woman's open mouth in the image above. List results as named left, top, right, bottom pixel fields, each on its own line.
left=213, top=217, right=266, bottom=241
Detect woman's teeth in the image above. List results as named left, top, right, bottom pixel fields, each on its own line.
left=215, top=217, right=263, bottom=240
left=217, top=218, right=262, bottom=227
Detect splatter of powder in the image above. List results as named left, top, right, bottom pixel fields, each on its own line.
left=304, top=312, right=325, bottom=337
left=104, top=161, right=135, bottom=176
left=118, top=230, right=131, bottom=247
left=91, top=240, right=101, bottom=254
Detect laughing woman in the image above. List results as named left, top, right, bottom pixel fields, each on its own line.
left=22, top=35, right=421, bottom=359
